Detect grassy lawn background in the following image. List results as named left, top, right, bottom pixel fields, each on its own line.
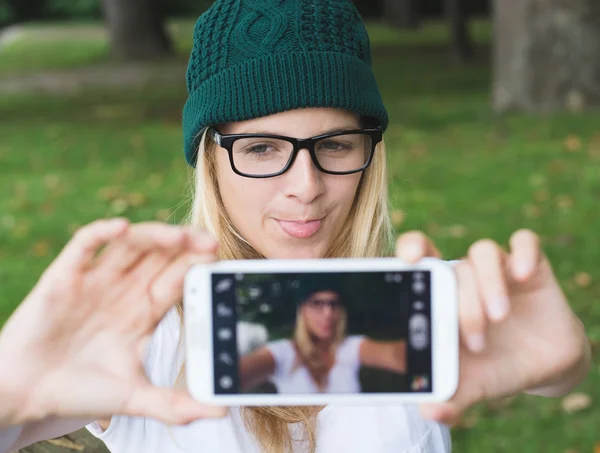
left=1, top=19, right=599, bottom=453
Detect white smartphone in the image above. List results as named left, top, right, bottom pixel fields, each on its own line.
left=183, top=257, right=458, bottom=406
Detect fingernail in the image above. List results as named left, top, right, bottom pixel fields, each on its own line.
left=514, top=262, right=532, bottom=280
left=488, top=296, right=510, bottom=321
left=404, top=244, right=422, bottom=262
left=466, top=334, right=485, bottom=353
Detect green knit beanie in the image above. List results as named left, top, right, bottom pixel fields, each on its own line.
left=182, top=0, right=389, bottom=167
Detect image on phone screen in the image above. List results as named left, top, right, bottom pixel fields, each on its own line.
left=210, top=271, right=433, bottom=396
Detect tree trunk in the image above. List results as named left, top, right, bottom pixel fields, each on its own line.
left=493, top=0, right=600, bottom=112
left=383, top=0, right=420, bottom=29
left=100, top=0, right=173, bottom=60
left=444, top=0, right=474, bottom=62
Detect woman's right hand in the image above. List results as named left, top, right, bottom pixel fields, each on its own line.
left=0, top=219, right=226, bottom=427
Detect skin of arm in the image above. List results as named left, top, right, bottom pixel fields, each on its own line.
left=238, top=347, right=276, bottom=392
left=359, top=339, right=407, bottom=374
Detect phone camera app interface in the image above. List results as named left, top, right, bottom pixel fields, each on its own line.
left=211, top=271, right=432, bottom=395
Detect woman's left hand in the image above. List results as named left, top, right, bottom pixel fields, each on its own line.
left=396, top=229, right=591, bottom=426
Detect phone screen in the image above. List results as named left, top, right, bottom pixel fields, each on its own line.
left=210, top=271, right=432, bottom=396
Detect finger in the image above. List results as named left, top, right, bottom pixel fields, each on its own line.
left=146, top=252, right=219, bottom=326
left=456, top=262, right=487, bottom=353
left=468, top=240, right=510, bottom=323
left=419, top=402, right=462, bottom=427
left=124, top=230, right=217, bottom=285
left=125, top=384, right=227, bottom=425
left=95, top=223, right=187, bottom=275
left=181, top=227, right=219, bottom=254
left=508, top=229, right=542, bottom=281
left=395, top=231, right=442, bottom=263
left=52, top=218, right=130, bottom=274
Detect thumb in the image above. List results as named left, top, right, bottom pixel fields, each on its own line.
left=124, top=382, right=227, bottom=425
left=418, top=402, right=463, bottom=427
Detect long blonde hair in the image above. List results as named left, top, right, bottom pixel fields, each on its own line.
left=175, top=123, right=393, bottom=453
left=293, top=297, right=348, bottom=391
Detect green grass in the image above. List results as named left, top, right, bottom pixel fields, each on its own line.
left=1, top=19, right=600, bottom=453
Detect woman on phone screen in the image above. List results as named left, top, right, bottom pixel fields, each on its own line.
left=239, top=277, right=407, bottom=394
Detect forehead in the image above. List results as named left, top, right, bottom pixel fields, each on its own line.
left=219, top=108, right=361, bottom=136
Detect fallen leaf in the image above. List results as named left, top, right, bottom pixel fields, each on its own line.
left=14, top=181, right=28, bottom=197
left=561, top=392, right=591, bottom=413
left=522, top=204, right=541, bottom=219
left=574, top=272, right=592, bottom=288
left=46, top=437, right=84, bottom=451
left=391, top=210, right=405, bottom=227
left=148, top=173, right=164, bottom=188
left=408, top=144, right=428, bottom=158
left=552, top=233, right=575, bottom=248
left=588, top=134, right=600, bottom=159
left=68, top=223, right=82, bottom=235
left=564, top=134, right=582, bottom=152
left=533, top=189, right=550, bottom=202
left=486, top=396, right=516, bottom=412
left=43, top=174, right=60, bottom=190
left=41, top=203, right=56, bottom=215
left=548, top=159, right=567, bottom=174
left=1, top=215, right=15, bottom=230
left=529, top=173, right=546, bottom=187
left=425, top=222, right=441, bottom=236
left=556, top=195, right=573, bottom=210
left=155, top=209, right=171, bottom=222
left=11, top=221, right=30, bottom=239
left=97, top=186, right=121, bottom=202
left=32, top=241, right=51, bottom=257
left=447, top=224, right=467, bottom=238
left=129, top=134, right=145, bottom=150
left=111, top=198, right=129, bottom=215
left=454, top=411, right=479, bottom=429
left=594, top=442, right=600, bottom=453
left=127, top=192, right=147, bottom=207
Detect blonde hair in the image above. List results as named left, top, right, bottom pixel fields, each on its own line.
left=293, top=298, right=347, bottom=391
left=175, top=124, right=393, bottom=453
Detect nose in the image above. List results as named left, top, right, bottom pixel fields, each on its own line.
left=282, top=148, right=324, bottom=204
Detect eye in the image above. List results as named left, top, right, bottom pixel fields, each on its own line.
left=316, top=140, right=354, bottom=152
left=245, top=144, right=271, bottom=154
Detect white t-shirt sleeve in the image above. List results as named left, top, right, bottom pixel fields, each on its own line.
left=264, top=339, right=296, bottom=379
left=0, top=425, right=22, bottom=453
left=336, top=335, right=365, bottom=372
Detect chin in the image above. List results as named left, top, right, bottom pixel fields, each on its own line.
left=262, top=241, right=330, bottom=260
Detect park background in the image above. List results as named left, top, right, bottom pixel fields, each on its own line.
left=1, top=0, right=599, bottom=452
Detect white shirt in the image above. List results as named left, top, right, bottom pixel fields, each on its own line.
left=265, top=336, right=364, bottom=393
left=85, top=308, right=452, bottom=453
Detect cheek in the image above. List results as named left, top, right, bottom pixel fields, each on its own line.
left=325, top=174, right=362, bottom=212
left=216, top=154, right=268, bottom=230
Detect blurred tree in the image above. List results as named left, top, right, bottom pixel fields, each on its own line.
left=47, top=0, right=101, bottom=19
left=383, top=0, right=421, bottom=29
left=444, top=0, right=474, bottom=62
left=100, top=0, right=173, bottom=60
left=2, top=0, right=46, bottom=23
left=493, top=0, right=600, bottom=112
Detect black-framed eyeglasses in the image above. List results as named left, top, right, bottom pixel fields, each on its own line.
left=208, top=126, right=383, bottom=178
left=305, top=297, right=343, bottom=311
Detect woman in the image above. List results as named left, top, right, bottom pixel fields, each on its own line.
left=240, top=279, right=406, bottom=394
left=0, top=0, right=591, bottom=452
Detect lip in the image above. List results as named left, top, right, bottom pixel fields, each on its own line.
left=274, top=218, right=323, bottom=239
